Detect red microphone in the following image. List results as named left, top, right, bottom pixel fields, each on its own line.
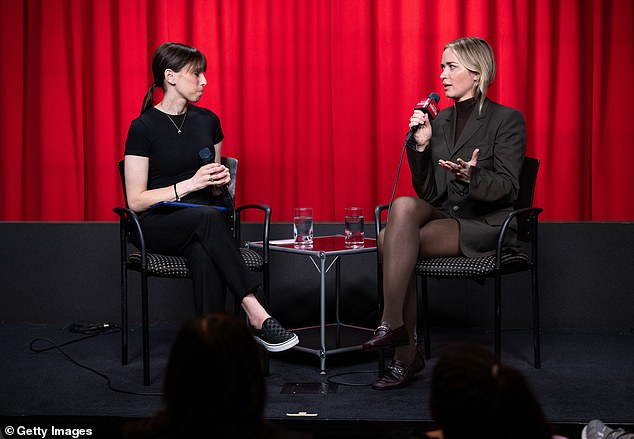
left=407, top=92, right=441, bottom=146
left=414, top=92, right=440, bottom=121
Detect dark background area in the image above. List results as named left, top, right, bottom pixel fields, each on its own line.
left=1, top=222, right=632, bottom=332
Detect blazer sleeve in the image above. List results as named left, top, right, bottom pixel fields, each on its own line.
left=467, top=107, right=526, bottom=205
left=407, top=146, right=438, bottom=202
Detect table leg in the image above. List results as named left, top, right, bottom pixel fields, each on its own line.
left=319, top=252, right=327, bottom=374
left=335, top=257, right=341, bottom=347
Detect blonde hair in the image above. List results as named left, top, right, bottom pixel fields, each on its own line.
left=444, top=37, right=496, bottom=114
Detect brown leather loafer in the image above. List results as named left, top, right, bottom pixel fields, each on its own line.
left=362, top=323, right=409, bottom=351
left=372, top=348, right=425, bottom=390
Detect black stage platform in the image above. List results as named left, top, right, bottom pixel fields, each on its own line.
left=1, top=323, right=633, bottom=438
left=2, top=221, right=633, bottom=437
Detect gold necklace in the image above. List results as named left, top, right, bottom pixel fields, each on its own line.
left=162, top=105, right=188, bottom=134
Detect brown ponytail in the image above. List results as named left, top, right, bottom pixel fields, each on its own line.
left=140, top=83, right=156, bottom=115
left=139, top=42, right=207, bottom=115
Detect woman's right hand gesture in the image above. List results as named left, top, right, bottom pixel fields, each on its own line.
left=192, top=163, right=231, bottom=191
left=409, top=110, right=432, bottom=151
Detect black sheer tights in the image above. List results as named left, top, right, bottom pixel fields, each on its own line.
left=378, top=196, right=460, bottom=364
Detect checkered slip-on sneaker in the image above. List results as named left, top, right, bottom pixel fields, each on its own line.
left=253, top=317, right=299, bottom=352
left=583, top=420, right=634, bottom=439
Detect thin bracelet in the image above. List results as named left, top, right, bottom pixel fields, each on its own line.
left=173, top=183, right=180, bottom=201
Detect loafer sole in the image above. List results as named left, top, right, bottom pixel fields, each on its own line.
left=254, top=333, right=299, bottom=352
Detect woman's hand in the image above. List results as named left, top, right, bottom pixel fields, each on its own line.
left=438, top=148, right=479, bottom=184
left=192, top=163, right=231, bottom=190
left=409, top=110, right=432, bottom=151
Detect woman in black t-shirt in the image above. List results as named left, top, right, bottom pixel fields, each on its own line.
left=124, top=42, right=298, bottom=353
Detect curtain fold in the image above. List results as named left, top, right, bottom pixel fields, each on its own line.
left=0, top=0, right=632, bottom=221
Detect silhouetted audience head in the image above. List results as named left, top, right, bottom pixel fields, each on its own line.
left=163, top=312, right=266, bottom=437
left=125, top=312, right=274, bottom=439
left=429, top=343, right=552, bottom=439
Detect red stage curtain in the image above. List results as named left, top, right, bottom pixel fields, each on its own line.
left=1, top=0, right=632, bottom=221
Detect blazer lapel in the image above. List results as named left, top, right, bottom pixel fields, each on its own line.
left=438, top=110, right=454, bottom=158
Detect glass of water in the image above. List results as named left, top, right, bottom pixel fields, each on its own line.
left=293, top=207, right=313, bottom=249
left=344, top=207, right=364, bottom=248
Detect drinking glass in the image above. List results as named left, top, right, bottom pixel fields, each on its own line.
left=293, top=208, right=313, bottom=248
left=344, top=207, right=364, bottom=248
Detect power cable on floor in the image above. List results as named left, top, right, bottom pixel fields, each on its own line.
left=326, top=370, right=377, bottom=387
left=29, top=322, right=163, bottom=397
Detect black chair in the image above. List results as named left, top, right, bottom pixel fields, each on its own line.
left=113, top=157, right=271, bottom=385
left=375, top=157, right=542, bottom=368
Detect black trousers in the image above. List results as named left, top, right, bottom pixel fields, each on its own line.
left=140, top=206, right=260, bottom=313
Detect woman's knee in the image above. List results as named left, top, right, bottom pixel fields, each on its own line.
left=183, top=240, right=209, bottom=267
left=389, top=197, right=423, bottom=222
left=391, top=196, right=441, bottom=226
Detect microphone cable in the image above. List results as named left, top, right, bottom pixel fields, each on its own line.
left=29, top=323, right=163, bottom=397
left=326, top=370, right=377, bottom=387
left=386, top=91, right=440, bottom=224
left=385, top=133, right=414, bottom=226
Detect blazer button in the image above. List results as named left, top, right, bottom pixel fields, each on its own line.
left=452, top=205, right=460, bottom=211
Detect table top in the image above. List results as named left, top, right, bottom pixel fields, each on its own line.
left=248, top=234, right=377, bottom=256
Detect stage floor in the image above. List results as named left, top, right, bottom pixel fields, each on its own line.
left=1, top=323, right=633, bottom=438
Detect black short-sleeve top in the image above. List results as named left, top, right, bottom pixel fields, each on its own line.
left=124, top=105, right=224, bottom=190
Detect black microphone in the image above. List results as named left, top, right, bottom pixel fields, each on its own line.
left=199, top=147, right=234, bottom=216
left=199, top=147, right=227, bottom=189
left=199, top=146, right=214, bottom=164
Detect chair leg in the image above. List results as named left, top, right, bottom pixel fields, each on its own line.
left=418, top=274, right=431, bottom=360
left=141, top=272, right=151, bottom=386
left=377, top=260, right=385, bottom=377
left=263, top=262, right=270, bottom=308
left=531, top=265, right=541, bottom=368
left=262, top=266, right=270, bottom=377
left=119, top=225, right=129, bottom=366
left=494, top=271, right=502, bottom=362
left=121, top=265, right=128, bottom=365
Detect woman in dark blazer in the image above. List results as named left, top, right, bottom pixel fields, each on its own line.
left=362, top=37, right=526, bottom=390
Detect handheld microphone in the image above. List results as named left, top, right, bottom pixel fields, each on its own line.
left=396, top=92, right=441, bottom=221
left=199, top=147, right=226, bottom=190
left=406, top=92, right=441, bottom=146
left=199, top=147, right=234, bottom=216
left=198, top=147, right=213, bottom=164
left=413, top=92, right=440, bottom=125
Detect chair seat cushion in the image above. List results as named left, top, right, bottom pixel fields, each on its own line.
left=128, top=247, right=264, bottom=277
left=128, top=252, right=190, bottom=277
left=416, top=252, right=529, bottom=278
left=240, top=248, right=264, bottom=271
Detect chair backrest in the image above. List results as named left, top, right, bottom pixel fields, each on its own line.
left=221, top=156, right=237, bottom=199
left=515, top=157, right=539, bottom=210
left=515, top=156, right=540, bottom=241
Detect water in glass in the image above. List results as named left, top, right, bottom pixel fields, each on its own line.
left=344, top=207, right=364, bottom=248
left=294, top=208, right=313, bottom=248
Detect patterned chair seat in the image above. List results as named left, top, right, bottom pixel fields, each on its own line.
left=416, top=252, right=529, bottom=278
left=128, top=247, right=264, bottom=278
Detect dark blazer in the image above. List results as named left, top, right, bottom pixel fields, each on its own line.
left=407, top=98, right=526, bottom=257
